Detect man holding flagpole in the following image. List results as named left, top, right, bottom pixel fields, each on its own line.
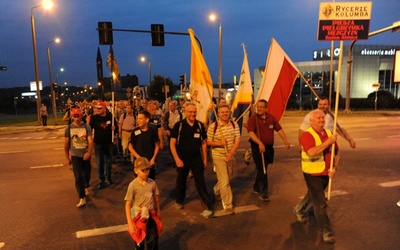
left=247, top=99, right=290, bottom=202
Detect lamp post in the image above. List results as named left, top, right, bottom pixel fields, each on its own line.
left=31, top=0, right=53, bottom=124
left=47, top=38, right=60, bottom=124
left=209, top=13, right=223, bottom=98
left=344, top=20, right=400, bottom=113
left=140, top=56, right=152, bottom=85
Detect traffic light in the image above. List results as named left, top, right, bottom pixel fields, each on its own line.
left=151, top=24, right=164, bottom=46
left=179, top=74, right=186, bottom=85
left=98, top=22, right=113, bottom=45
left=52, top=82, right=58, bottom=90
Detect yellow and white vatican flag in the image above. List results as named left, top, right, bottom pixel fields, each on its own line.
left=188, top=28, right=213, bottom=124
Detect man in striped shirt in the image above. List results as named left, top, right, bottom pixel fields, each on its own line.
left=207, top=105, right=240, bottom=215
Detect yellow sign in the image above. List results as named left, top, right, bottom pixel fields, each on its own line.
left=319, top=2, right=372, bottom=20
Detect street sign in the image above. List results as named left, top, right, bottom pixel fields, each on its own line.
left=0, top=66, right=7, bottom=71
left=317, top=2, right=372, bottom=41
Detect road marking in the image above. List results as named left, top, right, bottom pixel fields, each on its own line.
left=34, top=137, right=44, bottom=139
left=10, top=137, right=20, bottom=140
left=76, top=224, right=126, bottom=238
left=0, top=242, right=4, bottom=248
left=379, top=180, right=400, bottom=187
left=21, top=137, right=32, bottom=139
left=214, top=204, right=261, bottom=217
left=354, top=138, right=371, bottom=141
left=0, top=150, right=30, bottom=154
left=30, top=164, right=64, bottom=169
left=387, top=135, right=400, bottom=138
left=76, top=205, right=262, bottom=238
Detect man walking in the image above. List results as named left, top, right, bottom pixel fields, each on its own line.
left=294, top=109, right=340, bottom=243
left=169, top=103, right=214, bottom=218
left=89, top=102, right=116, bottom=188
left=64, top=108, right=93, bottom=207
left=247, top=99, right=290, bottom=202
left=207, top=104, right=240, bottom=215
left=118, top=103, right=135, bottom=162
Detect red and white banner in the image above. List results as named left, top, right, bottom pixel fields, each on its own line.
left=256, top=38, right=300, bottom=121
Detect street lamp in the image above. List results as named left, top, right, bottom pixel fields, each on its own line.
left=47, top=37, right=60, bottom=124
left=209, top=13, right=223, bottom=98
left=140, top=56, right=152, bottom=85
left=344, top=20, right=400, bottom=113
left=31, top=0, right=54, bottom=124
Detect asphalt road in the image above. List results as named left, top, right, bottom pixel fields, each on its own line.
left=0, top=114, right=399, bottom=250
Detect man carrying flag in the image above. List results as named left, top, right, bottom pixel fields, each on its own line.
left=107, top=45, right=120, bottom=85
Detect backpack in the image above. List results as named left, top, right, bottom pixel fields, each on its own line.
left=212, top=120, right=235, bottom=135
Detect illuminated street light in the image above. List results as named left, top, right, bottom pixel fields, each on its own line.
left=345, top=20, right=400, bottom=113
left=47, top=37, right=60, bottom=124
left=209, top=13, right=223, bottom=98
left=31, top=0, right=53, bottom=124
left=140, top=56, right=152, bottom=85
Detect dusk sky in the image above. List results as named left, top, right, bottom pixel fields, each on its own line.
left=0, top=0, right=399, bottom=89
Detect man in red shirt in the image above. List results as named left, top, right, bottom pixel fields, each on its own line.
left=247, top=99, right=290, bottom=202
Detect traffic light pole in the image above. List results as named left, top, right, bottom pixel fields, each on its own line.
left=96, top=27, right=203, bottom=52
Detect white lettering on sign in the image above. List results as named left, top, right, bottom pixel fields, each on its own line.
left=360, top=49, right=396, bottom=56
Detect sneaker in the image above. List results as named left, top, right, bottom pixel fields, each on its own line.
left=76, top=198, right=86, bottom=208
left=252, top=189, right=260, bottom=195
left=224, top=208, right=235, bottom=215
left=174, top=202, right=184, bottom=210
left=259, top=195, right=270, bottom=202
left=293, top=208, right=307, bottom=223
left=98, top=181, right=106, bottom=189
left=322, top=232, right=335, bottom=243
left=201, top=209, right=214, bottom=218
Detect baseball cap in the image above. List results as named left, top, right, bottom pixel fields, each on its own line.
left=134, top=157, right=151, bottom=171
left=95, top=102, right=107, bottom=109
left=70, top=108, right=82, bottom=116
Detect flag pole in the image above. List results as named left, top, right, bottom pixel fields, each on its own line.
left=110, top=45, right=115, bottom=143
left=327, top=40, right=343, bottom=200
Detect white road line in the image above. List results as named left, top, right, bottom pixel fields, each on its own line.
left=76, top=224, right=126, bottom=238
left=0, top=242, right=5, bottom=248
left=30, top=164, right=64, bottom=169
left=10, top=137, right=20, bottom=140
left=387, top=135, right=400, bottom=138
left=214, top=204, right=261, bottom=217
left=0, top=150, right=30, bottom=155
left=21, top=137, right=32, bottom=139
left=76, top=205, right=261, bottom=238
left=34, top=137, right=44, bottom=139
left=379, top=180, right=400, bottom=187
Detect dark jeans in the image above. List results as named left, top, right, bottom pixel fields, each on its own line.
left=94, top=143, right=113, bottom=182
left=251, top=144, right=270, bottom=198
left=41, top=115, right=47, bottom=126
left=71, top=156, right=91, bottom=198
left=175, top=157, right=212, bottom=210
left=134, top=216, right=158, bottom=250
left=303, top=173, right=331, bottom=233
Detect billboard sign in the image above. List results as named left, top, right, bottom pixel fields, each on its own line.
left=318, top=2, right=372, bottom=41
left=30, top=81, right=43, bottom=91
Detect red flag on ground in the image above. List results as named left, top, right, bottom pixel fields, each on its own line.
left=256, top=38, right=300, bottom=121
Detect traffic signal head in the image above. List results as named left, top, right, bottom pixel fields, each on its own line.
left=52, top=82, right=58, bottom=90
left=179, top=74, right=185, bottom=85
left=98, top=22, right=113, bottom=45
left=151, top=24, right=164, bottom=46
